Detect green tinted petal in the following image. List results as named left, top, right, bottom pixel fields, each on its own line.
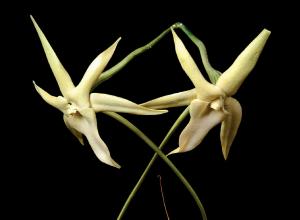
left=90, top=93, right=167, bottom=115
left=216, top=29, right=271, bottom=96
left=30, top=15, right=75, bottom=96
left=141, top=89, right=197, bottom=109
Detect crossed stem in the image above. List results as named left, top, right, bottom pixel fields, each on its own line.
left=94, top=22, right=219, bottom=219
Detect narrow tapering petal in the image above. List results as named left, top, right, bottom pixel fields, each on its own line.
left=141, top=89, right=197, bottom=109
left=168, top=99, right=225, bottom=155
left=172, top=29, right=223, bottom=101
left=30, top=15, right=75, bottom=96
left=33, top=81, right=69, bottom=111
left=90, top=93, right=167, bottom=115
left=220, top=97, right=242, bottom=160
left=64, top=109, right=120, bottom=168
left=216, top=29, right=271, bottom=96
left=76, top=38, right=121, bottom=102
left=63, top=115, right=84, bottom=145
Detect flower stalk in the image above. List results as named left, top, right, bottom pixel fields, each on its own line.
left=94, top=22, right=183, bottom=88
left=115, top=107, right=190, bottom=219
left=104, top=111, right=207, bottom=220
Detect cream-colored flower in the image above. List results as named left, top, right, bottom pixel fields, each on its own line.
left=142, top=29, right=270, bottom=159
left=31, top=16, right=167, bottom=168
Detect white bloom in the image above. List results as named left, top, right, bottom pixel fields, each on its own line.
left=142, top=29, right=270, bottom=159
left=31, top=16, right=167, bottom=168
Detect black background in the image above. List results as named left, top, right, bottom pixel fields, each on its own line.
left=4, top=1, right=295, bottom=220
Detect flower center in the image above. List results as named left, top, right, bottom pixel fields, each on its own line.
left=210, top=96, right=225, bottom=111
left=66, top=102, right=81, bottom=116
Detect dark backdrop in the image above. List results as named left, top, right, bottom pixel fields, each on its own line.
left=4, top=2, right=293, bottom=220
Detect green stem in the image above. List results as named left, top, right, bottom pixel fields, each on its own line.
left=104, top=111, right=207, bottom=220
left=178, top=24, right=221, bottom=84
left=93, top=22, right=183, bottom=89
left=116, top=107, right=189, bottom=219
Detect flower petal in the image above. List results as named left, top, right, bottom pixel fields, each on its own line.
left=30, top=15, right=75, bottom=96
left=63, top=115, right=84, bottom=145
left=65, top=108, right=120, bottom=168
left=169, top=99, right=225, bottom=155
left=33, top=81, right=69, bottom=111
left=216, top=29, right=271, bottom=96
left=75, top=38, right=121, bottom=103
left=141, top=89, right=197, bottom=109
left=171, top=29, right=223, bottom=101
left=90, top=93, right=167, bottom=115
left=220, top=97, right=242, bottom=160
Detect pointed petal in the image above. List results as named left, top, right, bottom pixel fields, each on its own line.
left=171, top=29, right=223, bottom=101
left=168, top=99, right=225, bottom=155
left=216, top=29, right=271, bottom=96
left=33, top=81, right=68, bottom=111
left=63, top=115, right=84, bottom=145
left=141, top=89, right=197, bottom=109
left=76, top=38, right=121, bottom=102
left=64, top=109, right=120, bottom=168
left=220, top=97, right=242, bottom=160
left=30, top=15, right=75, bottom=96
left=90, top=93, right=167, bottom=115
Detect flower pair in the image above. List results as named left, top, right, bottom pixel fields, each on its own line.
left=143, top=29, right=270, bottom=159
left=31, top=16, right=167, bottom=168
left=32, top=14, right=270, bottom=168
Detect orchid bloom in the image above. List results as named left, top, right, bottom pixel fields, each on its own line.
left=31, top=16, right=167, bottom=168
left=142, top=29, right=270, bottom=159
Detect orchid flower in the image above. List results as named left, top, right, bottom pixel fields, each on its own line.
left=31, top=16, right=167, bottom=168
left=142, top=29, right=270, bottom=159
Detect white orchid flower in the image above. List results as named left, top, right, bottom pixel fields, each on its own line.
left=142, top=29, right=270, bottom=159
left=31, top=16, right=167, bottom=168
